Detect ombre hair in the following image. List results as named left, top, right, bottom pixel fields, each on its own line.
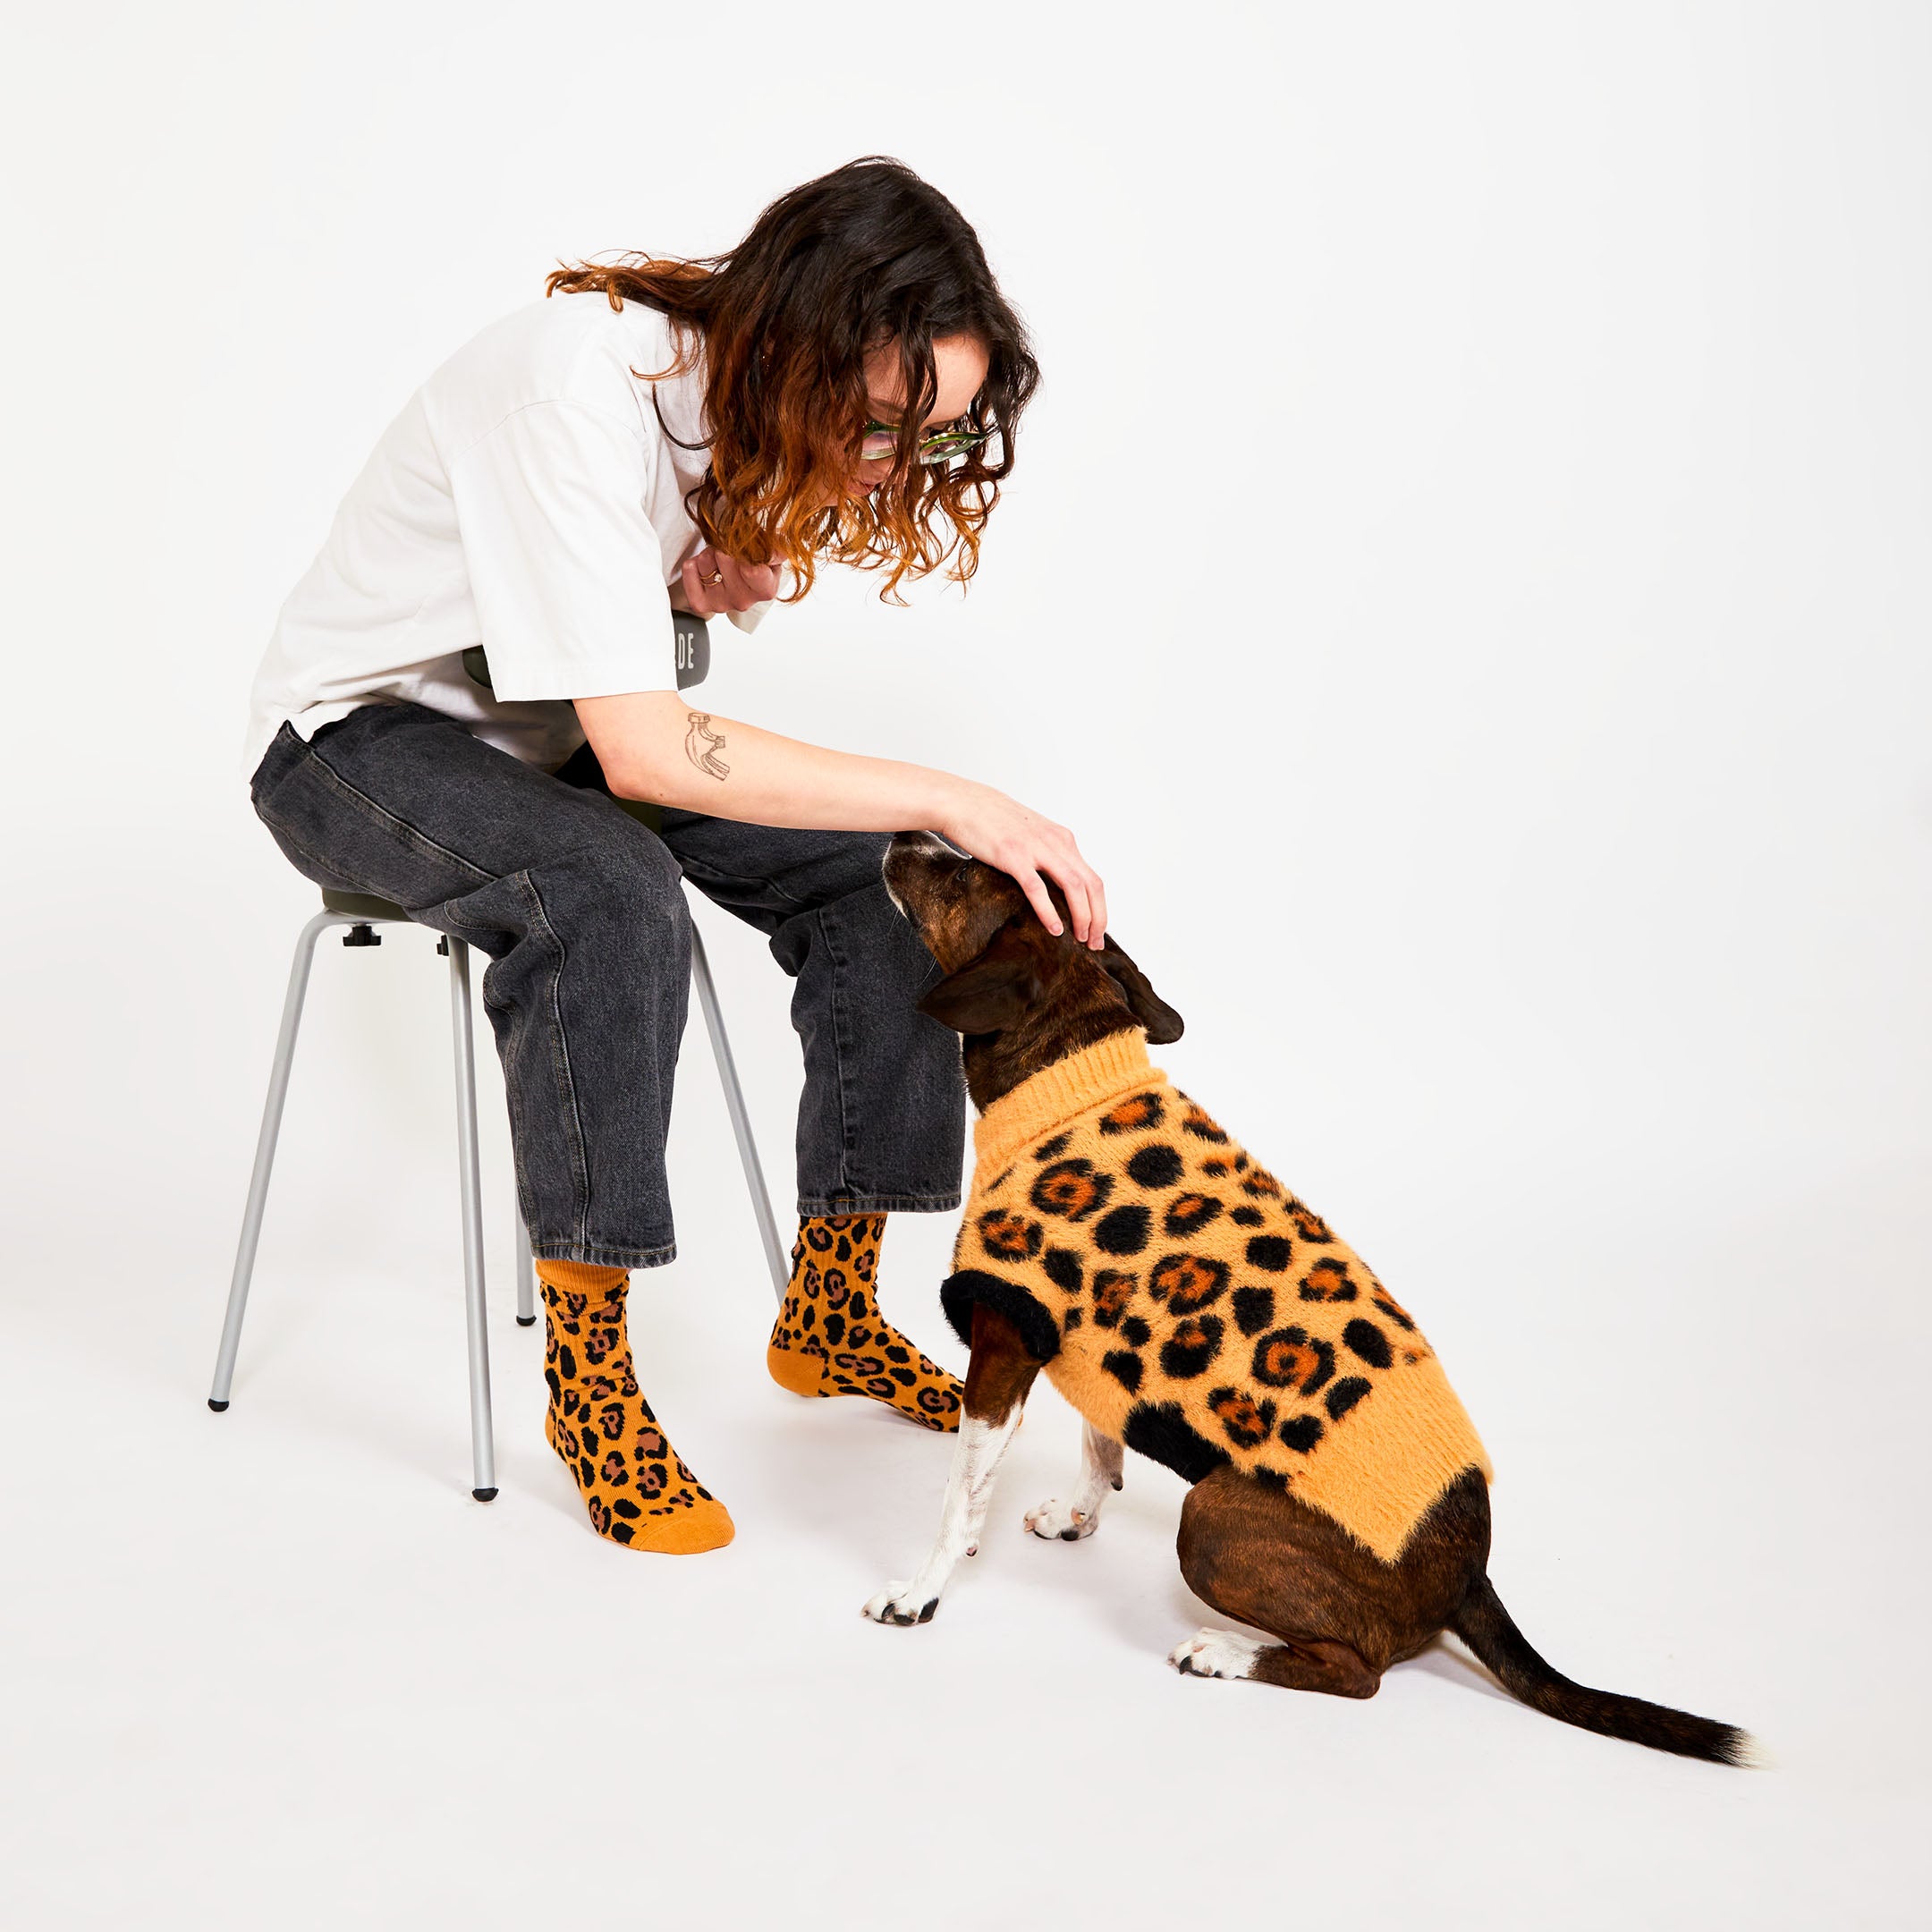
left=545, top=157, right=1039, bottom=603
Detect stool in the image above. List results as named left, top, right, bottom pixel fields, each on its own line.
left=206, top=877, right=793, bottom=1501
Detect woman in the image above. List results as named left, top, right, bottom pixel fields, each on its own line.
left=242, top=157, right=1107, bottom=1554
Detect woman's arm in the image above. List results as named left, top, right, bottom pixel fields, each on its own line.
left=573, top=690, right=1107, bottom=946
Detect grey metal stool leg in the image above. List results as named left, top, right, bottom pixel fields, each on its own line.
left=208, top=910, right=346, bottom=1411
left=514, top=1208, right=536, bottom=1326
left=445, top=936, right=497, bottom=1501
left=688, top=923, right=790, bottom=1302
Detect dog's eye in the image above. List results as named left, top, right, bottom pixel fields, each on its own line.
left=952, top=862, right=974, bottom=884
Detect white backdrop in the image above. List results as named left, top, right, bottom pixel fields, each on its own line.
left=3, top=4, right=1928, bottom=1927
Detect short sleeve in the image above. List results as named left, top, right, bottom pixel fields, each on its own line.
left=447, top=400, right=677, bottom=702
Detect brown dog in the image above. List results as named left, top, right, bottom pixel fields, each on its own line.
left=867, top=831, right=1752, bottom=1765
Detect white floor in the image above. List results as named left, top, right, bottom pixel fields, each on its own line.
left=3, top=1120, right=1923, bottom=1929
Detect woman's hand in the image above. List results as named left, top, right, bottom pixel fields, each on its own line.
left=679, top=546, right=782, bottom=617
left=937, top=782, right=1109, bottom=948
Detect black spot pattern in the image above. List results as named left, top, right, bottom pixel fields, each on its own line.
left=1372, top=1292, right=1417, bottom=1333
left=1230, top=1206, right=1264, bottom=1227
left=1250, top=1326, right=1335, bottom=1396
left=1159, top=1315, right=1224, bottom=1379
left=1126, top=1144, right=1184, bottom=1189
left=1277, top=1413, right=1325, bottom=1453
left=1101, top=1350, right=1144, bottom=1394
left=1163, top=1193, right=1224, bottom=1236
left=1091, top=1269, right=1136, bottom=1328
left=1120, top=1316, right=1152, bottom=1347
left=1299, top=1258, right=1357, bottom=1302
left=1325, top=1377, right=1372, bottom=1420
left=1122, top=1402, right=1232, bottom=1482
left=1042, top=1247, right=1084, bottom=1293
left=1343, top=1318, right=1392, bottom=1368
left=1098, top=1092, right=1165, bottom=1136
left=1245, top=1234, right=1292, bottom=1273
left=1208, top=1386, right=1278, bottom=1449
left=1032, top=1131, right=1073, bottom=1160
left=1232, top=1285, right=1276, bottom=1336
left=1148, top=1253, right=1230, bottom=1315
left=1030, top=1157, right=1116, bottom=1223
left=1284, top=1199, right=1335, bottom=1243
left=1093, top=1204, right=1151, bottom=1255
left=978, top=1209, right=1044, bottom=1261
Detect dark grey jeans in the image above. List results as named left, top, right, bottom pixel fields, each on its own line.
left=249, top=699, right=966, bottom=1267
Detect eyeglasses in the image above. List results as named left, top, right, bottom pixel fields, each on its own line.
left=859, top=418, right=992, bottom=466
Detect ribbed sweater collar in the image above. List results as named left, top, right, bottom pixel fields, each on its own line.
left=970, top=1030, right=1163, bottom=1177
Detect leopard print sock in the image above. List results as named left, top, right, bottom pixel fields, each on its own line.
left=538, top=1258, right=734, bottom=1554
left=766, top=1212, right=962, bottom=1432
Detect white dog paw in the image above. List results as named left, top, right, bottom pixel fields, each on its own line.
left=1169, top=1628, right=1267, bottom=1680
left=863, top=1580, right=940, bottom=1626
left=1025, top=1496, right=1098, bottom=1541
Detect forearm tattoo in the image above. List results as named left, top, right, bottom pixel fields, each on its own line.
left=684, top=710, right=730, bottom=781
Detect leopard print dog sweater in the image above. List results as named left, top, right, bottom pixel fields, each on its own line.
left=940, top=1030, right=1490, bottom=1563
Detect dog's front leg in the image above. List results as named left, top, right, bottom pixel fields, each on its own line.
left=1024, top=1420, right=1124, bottom=1541
left=864, top=1304, right=1040, bottom=1627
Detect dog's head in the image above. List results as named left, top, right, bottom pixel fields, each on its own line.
left=883, top=831, right=1183, bottom=1108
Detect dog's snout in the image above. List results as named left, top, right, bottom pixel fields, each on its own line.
left=886, top=830, right=956, bottom=867
left=882, top=830, right=961, bottom=917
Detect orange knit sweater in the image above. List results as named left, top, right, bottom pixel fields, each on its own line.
left=940, top=1031, right=1490, bottom=1563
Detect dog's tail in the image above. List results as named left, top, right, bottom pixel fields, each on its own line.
left=1450, top=1572, right=1756, bottom=1765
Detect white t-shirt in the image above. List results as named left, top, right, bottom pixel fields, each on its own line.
left=242, top=292, right=773, bottom=778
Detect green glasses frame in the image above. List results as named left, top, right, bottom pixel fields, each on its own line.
left=859, top=418, right=991, bottom=466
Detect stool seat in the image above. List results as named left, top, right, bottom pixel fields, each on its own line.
left=320, top=888, right=414, bottom=922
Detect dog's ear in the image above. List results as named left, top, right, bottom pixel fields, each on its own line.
left=916, top=930, right=1040, bottom=1036
left=1098, top=935, right=1184, bottom=1044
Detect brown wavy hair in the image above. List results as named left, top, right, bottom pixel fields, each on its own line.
left=545, top=157, right=1039, bottom=602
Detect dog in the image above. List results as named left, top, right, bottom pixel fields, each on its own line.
left=866, top=830, right=1752, bottom=1765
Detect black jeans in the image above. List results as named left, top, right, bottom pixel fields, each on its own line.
left=249, top=700, right=966, bottom=1267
